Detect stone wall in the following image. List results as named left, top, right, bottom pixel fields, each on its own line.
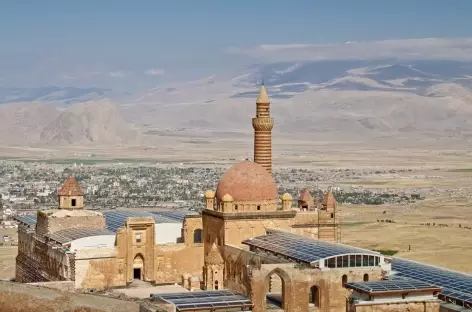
left=0, top=281, right=139, bottom=312
left=202, top=210, right=294, bottom=254
left=37, top=210, right=106, bottom=235
left=351, top=301, right=441, bottom=312
left=74, top=248, right=125, bottom=289
left=244, top=263, right=383, bottom=312
left=155, top=244, right=204, bottom=284
left=16, top=225, right=73, bottom=283
left=182, top=216, right=203, bottom=245
left=59, top=195, right=84, bottom=209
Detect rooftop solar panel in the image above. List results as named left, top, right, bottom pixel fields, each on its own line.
left=45, top=227, right=114, bottom=244
left=392, top=258, right=472, bottom=307
left=102, top=210, right=180, bottom=232
left=153, top=290, right=253, bottom=312
left=13, top=214, right=37, bottom=227
left=242, top=231, right=380, bottom=264
left=151, top=210, right=198, bottom=222
left=345, top=279, right=440, bottom=295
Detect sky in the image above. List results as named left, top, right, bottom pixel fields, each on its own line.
left=1, top=0, right=472, bottom=91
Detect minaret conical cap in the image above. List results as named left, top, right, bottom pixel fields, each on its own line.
left=256, top=85, right=270, bottom=104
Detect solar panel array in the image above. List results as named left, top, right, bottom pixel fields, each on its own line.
left=13, top=210, right=195, bottom=232
left=242, top=231, right=380, bottom=264
left=102, top=211, right=180, bottom=232
left=13, top=214, right=37, bottom=226
left=151, top=210, right=198, bottom=222
left=345, top=279, right=440, bottom=294
left=392, top=258, right=472, bottom=306
left=45, top=227, right=114, bottom=244
left=153, top=290, right=253, bottom=312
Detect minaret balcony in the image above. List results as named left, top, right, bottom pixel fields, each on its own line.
left=252, top=117, right=274, bottom=131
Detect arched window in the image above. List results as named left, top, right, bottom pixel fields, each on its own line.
left=193, top=229, right=202, bottom=243
left=342, top=274, right=348, bottom=287
left=363, top=273, right=369, bottom=282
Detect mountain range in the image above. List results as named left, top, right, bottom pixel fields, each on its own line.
left=1, top=59, right=472, bottom=146
left=0, top=100, right=139, bottom=146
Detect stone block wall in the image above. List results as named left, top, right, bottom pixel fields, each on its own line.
left=245, top=263, right=384, bottom=312
left=74, top=248, right=125, bottom=289
left=16, top=226, right=73, bottom=283
left=37, top=211, right=106, bottom=235
left=182, top=216, right=203, bottom=245
left=154, top=244, right=204, bottom=284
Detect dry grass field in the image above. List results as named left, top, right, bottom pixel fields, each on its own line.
left=0, top=228, right=18, bottom=280
left=340, top=169, right=472, bottom=273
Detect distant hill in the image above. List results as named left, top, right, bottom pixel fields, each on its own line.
left=3, top=60, right=472, bottom=144
left=0, top=86, right=116, bottom=107
left=0, top=102, right=60, bottom=144
left=0, top=100, right=139, bottom=146
left=121, top=60, right=472, bottom=140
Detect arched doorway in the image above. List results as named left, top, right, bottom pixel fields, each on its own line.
left=342, top=274, right=348, bottom=287
left=363, top=273, right=369, bottom=281
left=214, top=280, right=219, bottom=290
left=265, top=270, right=289, bottom=311
left=133, top=254, right=144, bottom=280
left=309, top=285, right=321, bottom=308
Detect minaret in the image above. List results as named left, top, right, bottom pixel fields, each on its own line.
left=252, top=84, right=274, bottom=174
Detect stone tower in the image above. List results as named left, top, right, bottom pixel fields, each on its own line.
left=203, top=242, right=224, bottom=290
left=57, top=176, right=84, bottom=209
left=252, top=85, right=274, bottom=174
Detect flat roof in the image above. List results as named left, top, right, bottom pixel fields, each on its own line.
left=45, top=227, right=114, bottom=244
left=345, top=279, right=441, bottom=295
left=392, top=258, right=472, bottom=308
left=242, top=230, right=381, bottom=265
left=152, top=290, right=253, bottom=312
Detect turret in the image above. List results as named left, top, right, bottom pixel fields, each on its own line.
left=205, top=190, right=215, bottom=210
left=57, top=176, right=84, bottom=209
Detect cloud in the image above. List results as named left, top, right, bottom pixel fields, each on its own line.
left=225, top=38, right=472, bottom=62
left=144, top=68, right=165, bottom=76
left=109, top=71, right=125, bottom=78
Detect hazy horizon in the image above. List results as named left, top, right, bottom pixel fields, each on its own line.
left=2, top=0, right=472, bottom=93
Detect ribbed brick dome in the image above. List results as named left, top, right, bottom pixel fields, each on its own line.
left=215, top=161, right=278, bottom=202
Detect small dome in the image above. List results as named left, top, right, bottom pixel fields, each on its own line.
left=222, top=194, right=233, bottom=202
left=215, top=161, right=278, bottom=202
left=281, top=193, right=293, bottom=201
left=205, top=190, right=215, bottom=199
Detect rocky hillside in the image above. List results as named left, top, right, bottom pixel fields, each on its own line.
left=0, top=100, right=139, bottom=146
